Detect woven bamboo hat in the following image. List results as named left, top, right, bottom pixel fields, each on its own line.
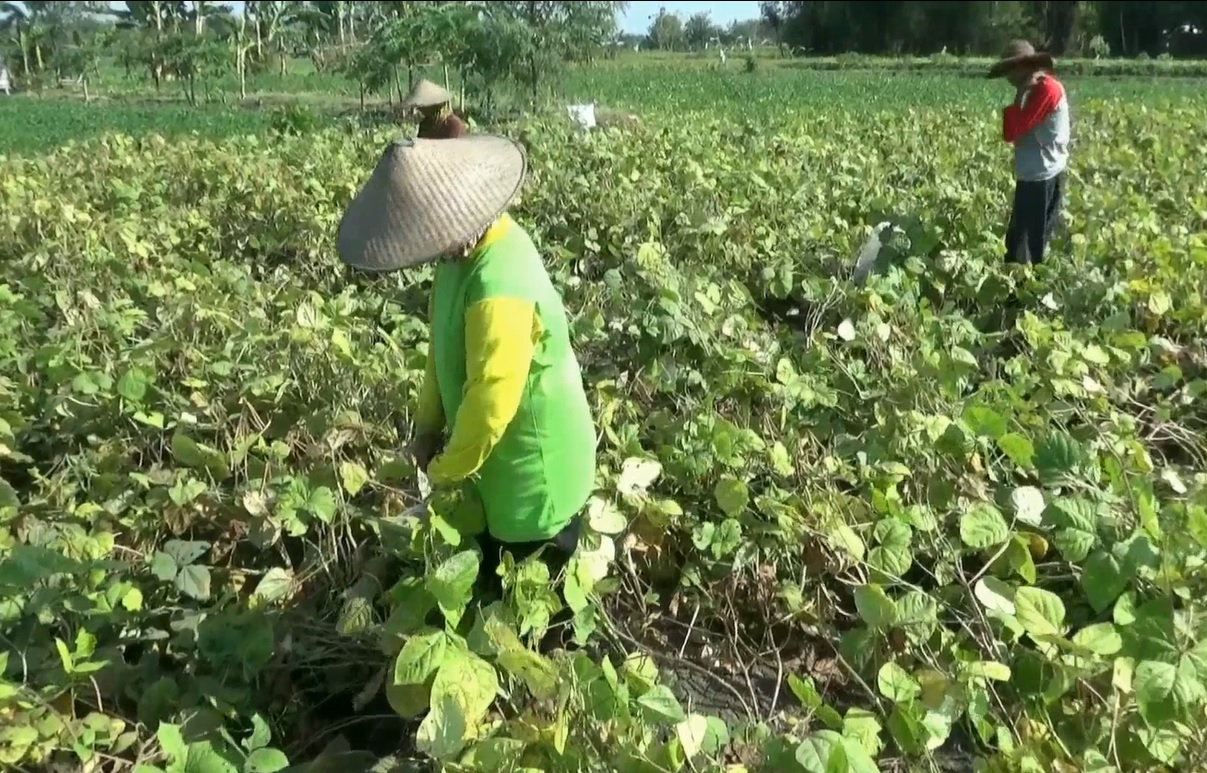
left=402, top=79, right=452, bottom=109
left=336, top=135, right=527, bottom=272
left=988, top=40, right=1055, bottom=78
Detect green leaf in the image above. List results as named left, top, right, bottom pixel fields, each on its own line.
left=962, top=661, right=1011, bottom=681
left=117, top=367, right=150, bottom=402
left=338, top=462, right=369, bottom=496
left=1044, top=497, right=1097, bottom=531
left=306, top=486, right=338, bottom=523
left=1072, top=623, right=1123, bottom=656
left=495, top=647, right=559, bottom=701
left=877, top=662, right=920, bottom=702
left=868, top=541, right=912, bottom=580
left=1147, top=290, right=1171, bottom=316
left=427, top=550, right=479, bottom=626
left=895, top=591, right=939, bottom=645
left=72, top=372, right=99, bottom=395
left=415, top=685, right=468, bottom=760
left=636, top=685, right=686, bottom=724
left=0, top=545, right=85, bottom=588
left=245, top=715, right=271, bottom=753
left=122, top=587, right=144, bottom=611
left=960, top=503, right=1010, bottom=550
left=617, top=457, right=662, bottom=498
left=587, top=496, right=627, bottom=535
left=869, top=520, right=913, bottom=580
left=433, top=649, right=498, bottom=726
left=675, top=714, right=710, bottom=759
left=1082, top=551, right=1128, bottom=613
left=963, top=405, right=1007, bottom=439
left=788, top=674, right=822, bottom=709
left=245, top=749, right=289, bottom=773
left=1134, top=660, right=1177, bottom=725
left=163, top=540, right=208, bottom=566
left=997, top=432, right=1035, bottom=468
left=1035, top=431, right=1089, bottom=484
left=770, top=441, right=795, bottom=476
left=0, top=476, right=19, bottom=509
left=156, top=723, right=187, bottom=766
left=1052, top=528, right=1095, bottom=562
left=185, top=746, right=238, bottom=773
left=1082, top=344, right=1110, bottom=365
left=713, top=476, right=749, bottom=517
left=252, top=567, right=294, bottom=604
left=842, top=708, right=884, bottom=756
left=175, top=564, right=211, bottom=600
left=1014, top=586, right=1065, bottom=639
left=149, top=551, right=178, bottom=582
left=853, top=584, right=897, bottom=629
left=424, top=513, right=459, bottom=548
left=829, top=523, right=865, bottom=561
left=795, top=730, right=878, bottom=773
left=170, top=433, right=231, bottom=480
left=394, top=631, right=449, bottom=686
left=620, top=653, right=659, bottom=697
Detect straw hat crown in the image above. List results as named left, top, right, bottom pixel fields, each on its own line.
left=403, top=79, right=452, bottom=108
left=988, top=40, right=1055, bottom=78
left=336, top=135, right=527, bottom=272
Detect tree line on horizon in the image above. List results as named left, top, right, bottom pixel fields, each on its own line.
left=757, top=1, right=1207, bottom=58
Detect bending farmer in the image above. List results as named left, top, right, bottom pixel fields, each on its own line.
left=335, top=135, right=597, bottom=625
left=991, top=40, right=1071, bottom=265
left=403, top=79, right=468, bottom=140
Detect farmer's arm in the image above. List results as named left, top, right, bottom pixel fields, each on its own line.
left=415, top=296, right=445, bottom=434
left=1002, top=77, right=1061, bottom=144
left=426, top=298, right=539, bottom=486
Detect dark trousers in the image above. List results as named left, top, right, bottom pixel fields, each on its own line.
left=1005, top=172, right=1066, bottom=265
left=477, top=516, right=582, bottom=650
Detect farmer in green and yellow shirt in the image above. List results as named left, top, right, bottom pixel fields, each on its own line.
left=335, top=135, right=596, bottom=609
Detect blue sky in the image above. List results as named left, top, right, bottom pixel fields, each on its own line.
left=619, top=2, right=763, bottom=34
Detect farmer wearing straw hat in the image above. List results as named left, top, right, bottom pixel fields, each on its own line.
left=403, top=78, right=468, bottom=140
left=990, top=40, right=1071, bottom=265
left=336, top=136, right=596, bottom=622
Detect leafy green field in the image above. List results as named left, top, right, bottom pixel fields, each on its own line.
left=5, top=60, right=1207, bottom=154
left=3, top=68, right=1207, bottom=773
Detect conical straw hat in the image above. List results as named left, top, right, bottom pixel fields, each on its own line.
left=336, top=135, right=527, bottom=272
left=402, top=78, right=452, bottom=108
left=987, top=40, right=1055, bottom=78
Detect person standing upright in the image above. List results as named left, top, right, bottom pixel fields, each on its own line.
left=991, top=40, right=1071, bottom=265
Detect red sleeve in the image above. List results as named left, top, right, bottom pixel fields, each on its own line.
left=1002, top=77, right=1062, bottom=144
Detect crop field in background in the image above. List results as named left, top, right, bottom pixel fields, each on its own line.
left=3, top=53, right=1207, bottom=773
left=4, top=53, right=1207, bottom=153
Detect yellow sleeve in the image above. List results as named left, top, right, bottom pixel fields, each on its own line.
left=427, top=297, right=541, bottom=486
left=415, top=294, right=444, bottom=435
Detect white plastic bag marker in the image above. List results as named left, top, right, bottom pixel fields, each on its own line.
left=567, top=103, right=597, bottom=132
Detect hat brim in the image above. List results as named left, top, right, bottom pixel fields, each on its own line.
left=336, top=136, right=527, bottom=272
left=402, top=94, right=451, bottom=109
left=401, top=80, right=453, bottom=109
left=987, top=52, right=1055, bottom=78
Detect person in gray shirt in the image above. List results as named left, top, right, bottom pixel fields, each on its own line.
left=990, top=41, right=1071, bottom=265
